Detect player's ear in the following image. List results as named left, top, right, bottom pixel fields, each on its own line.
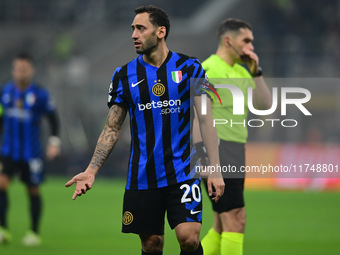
left=157, top=26, right=166, bottom=40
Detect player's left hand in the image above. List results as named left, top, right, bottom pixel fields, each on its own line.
left=243, top=48, right=259, bottom=75
left=207, top=174, right=225, bottom=203
left=65, top=172, right=95, bottom=200
left=46, top=144, right=60, bottom=161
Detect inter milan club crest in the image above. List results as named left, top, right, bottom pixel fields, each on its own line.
left=152, top=83, right=165, bottom=97
left=171, top=71, right=182, bottom=83
left=122, top=211, right=133, bottom=225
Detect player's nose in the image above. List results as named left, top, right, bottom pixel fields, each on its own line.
left=131, top=30, right=138, bottom=40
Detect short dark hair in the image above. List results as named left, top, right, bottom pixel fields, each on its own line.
left=218, top=18, right=252, bottom=39
left=15, top=52, right=34, bottom=64
left=135, top=5, right=170, bottom=40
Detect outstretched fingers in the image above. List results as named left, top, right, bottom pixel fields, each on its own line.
left=72, top=184, right=88, bottom=200
left=65, top=178, right=76, bottom=187
left=65, top=172, right=95, bottom=200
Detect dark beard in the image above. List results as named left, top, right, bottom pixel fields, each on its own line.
left=135, top=33, right=158, bottom=54
left=136, top=42, right=158, bottom=55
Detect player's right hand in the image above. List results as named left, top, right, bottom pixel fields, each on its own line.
left=65, top=172, right=95, bottom=200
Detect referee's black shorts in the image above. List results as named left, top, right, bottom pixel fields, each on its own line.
left=205, top=140, right=245, bottom=213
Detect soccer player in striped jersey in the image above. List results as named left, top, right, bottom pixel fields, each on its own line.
left=66, top=5, right=224, bottom=255
left=0, top=53, right=61, bottom=246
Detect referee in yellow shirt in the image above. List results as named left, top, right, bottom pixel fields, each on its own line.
left=194, top=18, right=272, bottom=255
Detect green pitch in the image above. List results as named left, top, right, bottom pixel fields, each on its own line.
left=2, top=177, right=340, bottom=255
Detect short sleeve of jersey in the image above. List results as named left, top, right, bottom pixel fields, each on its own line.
left=107, top=67, right=128, bottom=108
left=190, top=58, right=208, bottom=97
left=36, top=86, right=56, bottom=115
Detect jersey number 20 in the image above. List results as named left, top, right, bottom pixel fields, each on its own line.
left=180, top=183, right=201, bottom=203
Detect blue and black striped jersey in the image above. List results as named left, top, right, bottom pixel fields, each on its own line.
left=0, top=82, right=56, bottom=162
left=108, top=51, right=206, bottom=190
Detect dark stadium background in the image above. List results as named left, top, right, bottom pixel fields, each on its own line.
left=1, top=0, right=338, bottom=180
left=1, top=1, right=340, bottom=254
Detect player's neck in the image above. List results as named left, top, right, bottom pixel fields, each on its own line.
left=15, top=80, right=31, bottom=91
left=216, top=48, right=235, bottom=67
left=142, top=43, right=169, bottom=68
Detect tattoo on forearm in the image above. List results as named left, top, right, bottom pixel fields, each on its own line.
left=89, top=105, right=127, bottom=169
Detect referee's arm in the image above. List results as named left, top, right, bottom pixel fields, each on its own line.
left=252, top=76, right=272, bottom=110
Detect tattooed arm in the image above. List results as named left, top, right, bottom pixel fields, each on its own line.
left=65, top=104, right=127, bottom=200
left=88, top=104, right=127, bottom=172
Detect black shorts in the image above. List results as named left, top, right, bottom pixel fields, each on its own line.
left=122, top=179, right=202, bottom=235
left=0, top=156, right=45, bottom=186
left=205, top=140, right=245, bottom=213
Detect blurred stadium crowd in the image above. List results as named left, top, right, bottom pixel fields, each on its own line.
left=0, top=0, right=339, bottom=176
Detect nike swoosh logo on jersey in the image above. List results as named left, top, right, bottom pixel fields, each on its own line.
left=190, top=209, right=202, bottom=215
left=131, top=79, right=145, bottom=87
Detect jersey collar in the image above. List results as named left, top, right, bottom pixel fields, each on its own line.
left=138, top=51, right=173, bottom=70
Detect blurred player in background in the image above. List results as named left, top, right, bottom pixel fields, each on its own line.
left=66, top=5, right=224, bottom=255
left=0, top=53, right=61, bottom=246
left=193, top=19, right=272, bottom=255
